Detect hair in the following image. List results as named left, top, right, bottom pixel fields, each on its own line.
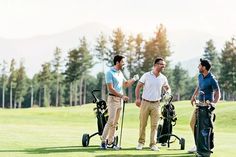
left=200, top=58, right=211, bottom=71
left=113, top=55, right=125, bottom=65
left=154, top=57, right=164, bottom=65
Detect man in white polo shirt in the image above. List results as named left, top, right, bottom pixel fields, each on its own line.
left=135, top=57, right=171, bottom=151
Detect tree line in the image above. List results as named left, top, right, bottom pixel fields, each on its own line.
left=0, top=25, right=235, bottom=108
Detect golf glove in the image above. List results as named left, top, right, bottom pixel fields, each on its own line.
left=132, top=74, right=139, bottom=81
left=163, top=92, right=171, bottom=100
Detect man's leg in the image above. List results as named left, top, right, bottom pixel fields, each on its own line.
left=188, top=108, right=197, bottom=153
left=101, top=96, right=116, bottom=143
left=150, top=102, right=160, bottom=147
left=190, top=108, right=197, bottom=135
left=138, top=101, right=149, bottom=145
left=107, top=98, right=122, bottom=144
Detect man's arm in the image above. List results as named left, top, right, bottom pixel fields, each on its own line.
left=107, top=83, right=129, bottom=101
left=191, top=85, right=199, bottom=106
left=135, top=82, right=144, bottom=107
left=123, top=74, right=139, bottom=88
left=212, top=89, right=221, bottom=104
left=123, top=79, right=135, bottom=88
left=163, top=84, right=171, bottom=94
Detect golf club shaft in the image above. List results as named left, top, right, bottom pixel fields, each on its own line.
left=119, top=100, right=125, bottom=148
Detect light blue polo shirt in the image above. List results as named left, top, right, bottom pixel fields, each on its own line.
left=198, top=72, right=220, bottom=102
left=105, top=67, right=126, bottom=95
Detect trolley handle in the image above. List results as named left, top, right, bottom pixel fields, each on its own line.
left=168, top=95, right=173, bottom=104
left=91, top=89, right=100, bottom=103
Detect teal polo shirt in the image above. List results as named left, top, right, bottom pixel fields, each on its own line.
left=105, top=67, right=126, bottom=95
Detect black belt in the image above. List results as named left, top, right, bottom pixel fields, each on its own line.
left=142, top=98, right=160, bottom=103
left=109, top=93, right=119, bottom=97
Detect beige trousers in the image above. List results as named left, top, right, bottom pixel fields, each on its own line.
left=101, top=95, right=122, bottom=144
left=138, top=100, right=161, bottom=147
left=190, top=108, right=197, bottom=134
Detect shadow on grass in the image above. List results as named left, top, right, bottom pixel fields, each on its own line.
left=25, top=145, right=100, bottom=154
left=0, top=146, right=196, bottom=157
left=0, top=145, right=100, bottom=154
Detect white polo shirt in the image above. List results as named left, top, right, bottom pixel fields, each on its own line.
left=139, top=71, right=169, bottom=101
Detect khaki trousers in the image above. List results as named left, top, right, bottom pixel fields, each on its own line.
left=190, top=108, right=197, bottom=134
left=101, top=95, right=122, bottom=144
left=138, top=100, right=160, bottom=147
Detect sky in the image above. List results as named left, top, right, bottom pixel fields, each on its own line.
left=1, top=0, right=235, bottom=39
left=1, top=0, right=236, bottom=77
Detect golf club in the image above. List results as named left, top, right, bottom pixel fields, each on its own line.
left=115, top=100, right=126, bottom=150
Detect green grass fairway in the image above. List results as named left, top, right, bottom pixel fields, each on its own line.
left=0, top=101, right=235, bottom=157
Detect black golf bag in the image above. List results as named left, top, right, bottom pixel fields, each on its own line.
left=195, top=105, right=215, bottom=157
left=157, top=95, right=185, bottom=150
left=82, top=90, right=118, bottom=147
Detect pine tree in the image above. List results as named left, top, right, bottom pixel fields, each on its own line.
left=40, top=62, right=52, bottom=107
left=203, top=39, right=221, bottom=78
left=134, top=33, right=145, bottom=76
left=95, top=32, right=109, bottom=100
left=126, top=35, right=135, bottom=102
left=15, top=61, right=27, bottom=108
left=172, top=63, right=189, bottom=100
left=52, top=47, right=63, bottom=106
left=78, top=37, right=93, bottom=105
left=220, top=38, right=236, bottom=100
left=8, top=59, right=17, bottom=108
left=108, top=28, right=126, bottom=66
left=64, top=37, right=93, bottom=105
left=142, top=24, right=171, bottom=72
left=1, top=60, right=8, bottom=108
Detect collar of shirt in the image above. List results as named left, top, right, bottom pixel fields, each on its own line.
left=150, top=71, right=161, bottom=77
left=201, top=72, right=211, bottom=79
left=111, top=67, right=118, bottom=72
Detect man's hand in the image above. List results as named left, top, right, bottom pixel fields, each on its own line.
left=208, top=103, right=215, bottom=112
left=163, top=92, right=171, bottom=100
left=135, top=98, right=141, bottom=107
left=132, top=74, right=139, bottom=81
left=191, top=96, right=196, bottom=106
left=122, top=95, right=129, bottom=102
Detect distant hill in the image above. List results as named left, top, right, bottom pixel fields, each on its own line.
left=0, top=23, right=227, bottom=78
left=171, top=57, right=200, bottom=77
left=0, top=22, right=111, bottom=78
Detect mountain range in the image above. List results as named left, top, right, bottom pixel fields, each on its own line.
left=0, top=22, right=227, bottom=78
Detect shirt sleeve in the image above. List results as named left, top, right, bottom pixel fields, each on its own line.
left=139, top=73, right=146, bottom=84
left=121, top=72, right=127, bottom=82
left=105, top=71, right=113, bottom=84
left=211, top=77, right=220, bottom=91
left=163, top=75, right=169, bottom=86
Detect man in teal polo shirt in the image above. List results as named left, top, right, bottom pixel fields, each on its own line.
left=100, top=55, right=139, bottom=149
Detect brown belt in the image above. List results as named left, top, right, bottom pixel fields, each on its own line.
left=142, top=98, right=160, bottom=103
left=108, top=93, right=120, bottom=97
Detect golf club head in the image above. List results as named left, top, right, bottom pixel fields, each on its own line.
left=200, top=91, right=205, bottom=95
left=200, top=91, right=206, bottom=103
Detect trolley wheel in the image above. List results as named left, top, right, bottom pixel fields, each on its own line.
left=180, top=138, right=185, bottom=150
left=82, top=134, right=90, bottom=147
left=156, top=124, right=163, bottom=143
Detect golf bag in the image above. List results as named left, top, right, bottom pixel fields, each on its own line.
left=82, top=90, right=119, bottom=147
left=157, top=95, right=185, bottom=150
left=195, top=105, right=215, bottom=157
